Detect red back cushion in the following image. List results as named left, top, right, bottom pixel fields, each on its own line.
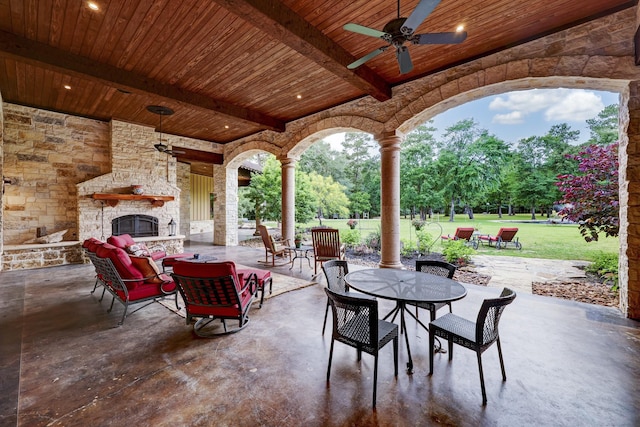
left=83, top=238, right=104, bottom=252
left=107, top=234, right=136, bottom=249
left=173, top=261, right=241, bottom=285
left=95, top=243, right=144, bottom=284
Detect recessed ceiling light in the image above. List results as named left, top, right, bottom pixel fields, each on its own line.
left=296, top=94, right=302, bottom=100
left=63, top=85, right=71, bottom=90
left=224, top=125, right=229, bottom=129
left=87, top=2, right=99, bottom=11
left=456, top=25, right=465, bottom=32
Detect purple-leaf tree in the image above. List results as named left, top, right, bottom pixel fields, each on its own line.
left=555, top=143, right=619, bottom=242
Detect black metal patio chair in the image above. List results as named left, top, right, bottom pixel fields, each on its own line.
left=325, top=288, right=398, bottom=409
left=407, top=260, right=457, bottom=321
left=428, top=287, right=517, bottom=405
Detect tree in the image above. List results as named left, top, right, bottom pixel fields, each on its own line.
left=401, top=123, right=441, bottom=219
left=295, top=170, right=318, bottom=224
left=298, top=140, right=347, bottom=186
left=308, top=172, right=350, bottom=223
left=246, top=156, right=282, bottom=222
left=586, top=104, right=619, bottom=146
left=434, top=119, right=509, bottom=221
left=556, top=143, right=619, bottom=242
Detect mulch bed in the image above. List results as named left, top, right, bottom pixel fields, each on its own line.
left=531, top=281, right=618, bottom=307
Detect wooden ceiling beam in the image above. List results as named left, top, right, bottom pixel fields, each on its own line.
left=0, top=30, right=285, bottom=132
left=213, top=0, right=392, bottom=102
left=172, top=147, right=224, bottom=164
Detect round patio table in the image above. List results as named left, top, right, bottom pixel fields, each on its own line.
left=345, top=268, right=467, bottom=373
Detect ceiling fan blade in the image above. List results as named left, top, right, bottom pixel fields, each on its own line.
left=413, top=31, right=467, bottom=45
left=396, top=46, right=413, bottom=74
left=344, top=23, right=387, bottom=39
left=347, top=46, right=388, bottom=69
left=401, top=0, right=441, bottom=36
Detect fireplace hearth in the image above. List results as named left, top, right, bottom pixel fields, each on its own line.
left=112, top=215, right=159, bottom=238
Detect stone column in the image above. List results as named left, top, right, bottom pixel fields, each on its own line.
left=279, top=157, right=296, bottom=244
left=377, top=132, right=403, bottom=269
left=213, top=164, right=238, bottom=246
left=620, top=81, right=640, bottom=319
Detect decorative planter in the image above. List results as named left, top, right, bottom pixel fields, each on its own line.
left=131, top=185, right=144, bottom=195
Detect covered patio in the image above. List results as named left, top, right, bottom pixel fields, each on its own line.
left=2, top=240, right=639, bottom=425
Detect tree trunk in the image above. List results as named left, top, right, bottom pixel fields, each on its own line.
left=465, top=205, right=474, bottom=220
left=498, top=201, right=503, bottom=219
left=530, top=206, right=536, bottom=220
left=449, top=198, right=456, bottom=222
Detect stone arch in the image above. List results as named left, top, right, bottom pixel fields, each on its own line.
left=225, top=139, right=281, bottom=166
left=392, top=70, right=628, bottom=135
left=389, top=71, right=633, bottom=316
left=283, top=115, right=385, bottom=157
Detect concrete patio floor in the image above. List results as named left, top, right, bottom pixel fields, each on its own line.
left=1, top=240, right=639, bottom=426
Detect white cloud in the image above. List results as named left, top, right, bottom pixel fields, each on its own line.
left=488, top=89, right=604, bottom=125
left=492, top=111, right=525, bottom=124
left=544, top=91, right=604, bottom=121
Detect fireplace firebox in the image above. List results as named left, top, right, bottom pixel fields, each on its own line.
left=112, top=215, right=159, bottom=237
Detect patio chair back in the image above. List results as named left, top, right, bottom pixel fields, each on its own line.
left=311, top=228, right=345, bottom=274
left=496, top=227, right=519, bottom=242
left=321, top=259, right=350, bottom=335
left=409, top=260, right=457, bottom=321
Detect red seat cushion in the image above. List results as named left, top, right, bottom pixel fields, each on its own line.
left=237, top=268, right=271, bottom=287
left=114, top=280, right=176, bottom=301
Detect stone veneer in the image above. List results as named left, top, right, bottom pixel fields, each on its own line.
left=1, top=105, right=223, bottom=270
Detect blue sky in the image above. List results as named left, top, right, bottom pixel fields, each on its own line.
left=326, top=88, right=619, bottom=148
left=430, top=88, right=619, bottom=145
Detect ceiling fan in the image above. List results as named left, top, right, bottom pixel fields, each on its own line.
left=344, top=0, right=467, bottom=74
left=146, top=105, right=185, bottom=156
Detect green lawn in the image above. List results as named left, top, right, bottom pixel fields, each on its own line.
left=296, top=214, right=619, bottom=262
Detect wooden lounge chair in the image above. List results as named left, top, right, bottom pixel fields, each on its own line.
left=478, top=227, right=522, bottom=250
left=257, top=225, right=291, bottom=266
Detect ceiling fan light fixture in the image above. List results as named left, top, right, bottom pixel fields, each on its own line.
left=456, top=25, right=465, bottom=32
left=147, top=105, right=175, bottom=154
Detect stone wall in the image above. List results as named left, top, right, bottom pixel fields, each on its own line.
left=2, top=104, right=110, bottom=244
left=2, top=242, right=84, bottom=270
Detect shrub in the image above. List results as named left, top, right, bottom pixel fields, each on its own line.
left=364, top=229, right=381, bottom=250
left=442, top=240, right=475, bottom=265
left=416, top=229, right=435, bottom=255
left=400, top=239, right=418, bottom=257
left=341, top=229, right=361, bottom=248
left=586, top=251, right=619, bottom=290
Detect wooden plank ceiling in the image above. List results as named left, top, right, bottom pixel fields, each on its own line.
left=0, top=0, right=634, bottom=170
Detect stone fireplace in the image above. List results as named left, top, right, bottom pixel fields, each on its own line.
left=76, top=120, right=185, bottom=252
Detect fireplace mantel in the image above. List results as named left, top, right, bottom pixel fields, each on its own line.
left=92, top=193, right=175, bottom=207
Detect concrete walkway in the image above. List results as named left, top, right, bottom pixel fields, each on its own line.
left=472, top=254, right=591, bottom=294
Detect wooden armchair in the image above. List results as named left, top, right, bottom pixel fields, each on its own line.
left=258, top=225, right=291, bottom=266
left=311, top=228, right=346, bottom=275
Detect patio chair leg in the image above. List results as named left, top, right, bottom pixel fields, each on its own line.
left=477, top=352, right=487, bottom=405
left=428, top=330, right=435, bottom=375
left=497, top=337, right=507, bottom=380
left=326, top=339, right=335, bottom=381
left=322, top=300, right=330, bottom=335
left=372, top=355, right=379, bottom=409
